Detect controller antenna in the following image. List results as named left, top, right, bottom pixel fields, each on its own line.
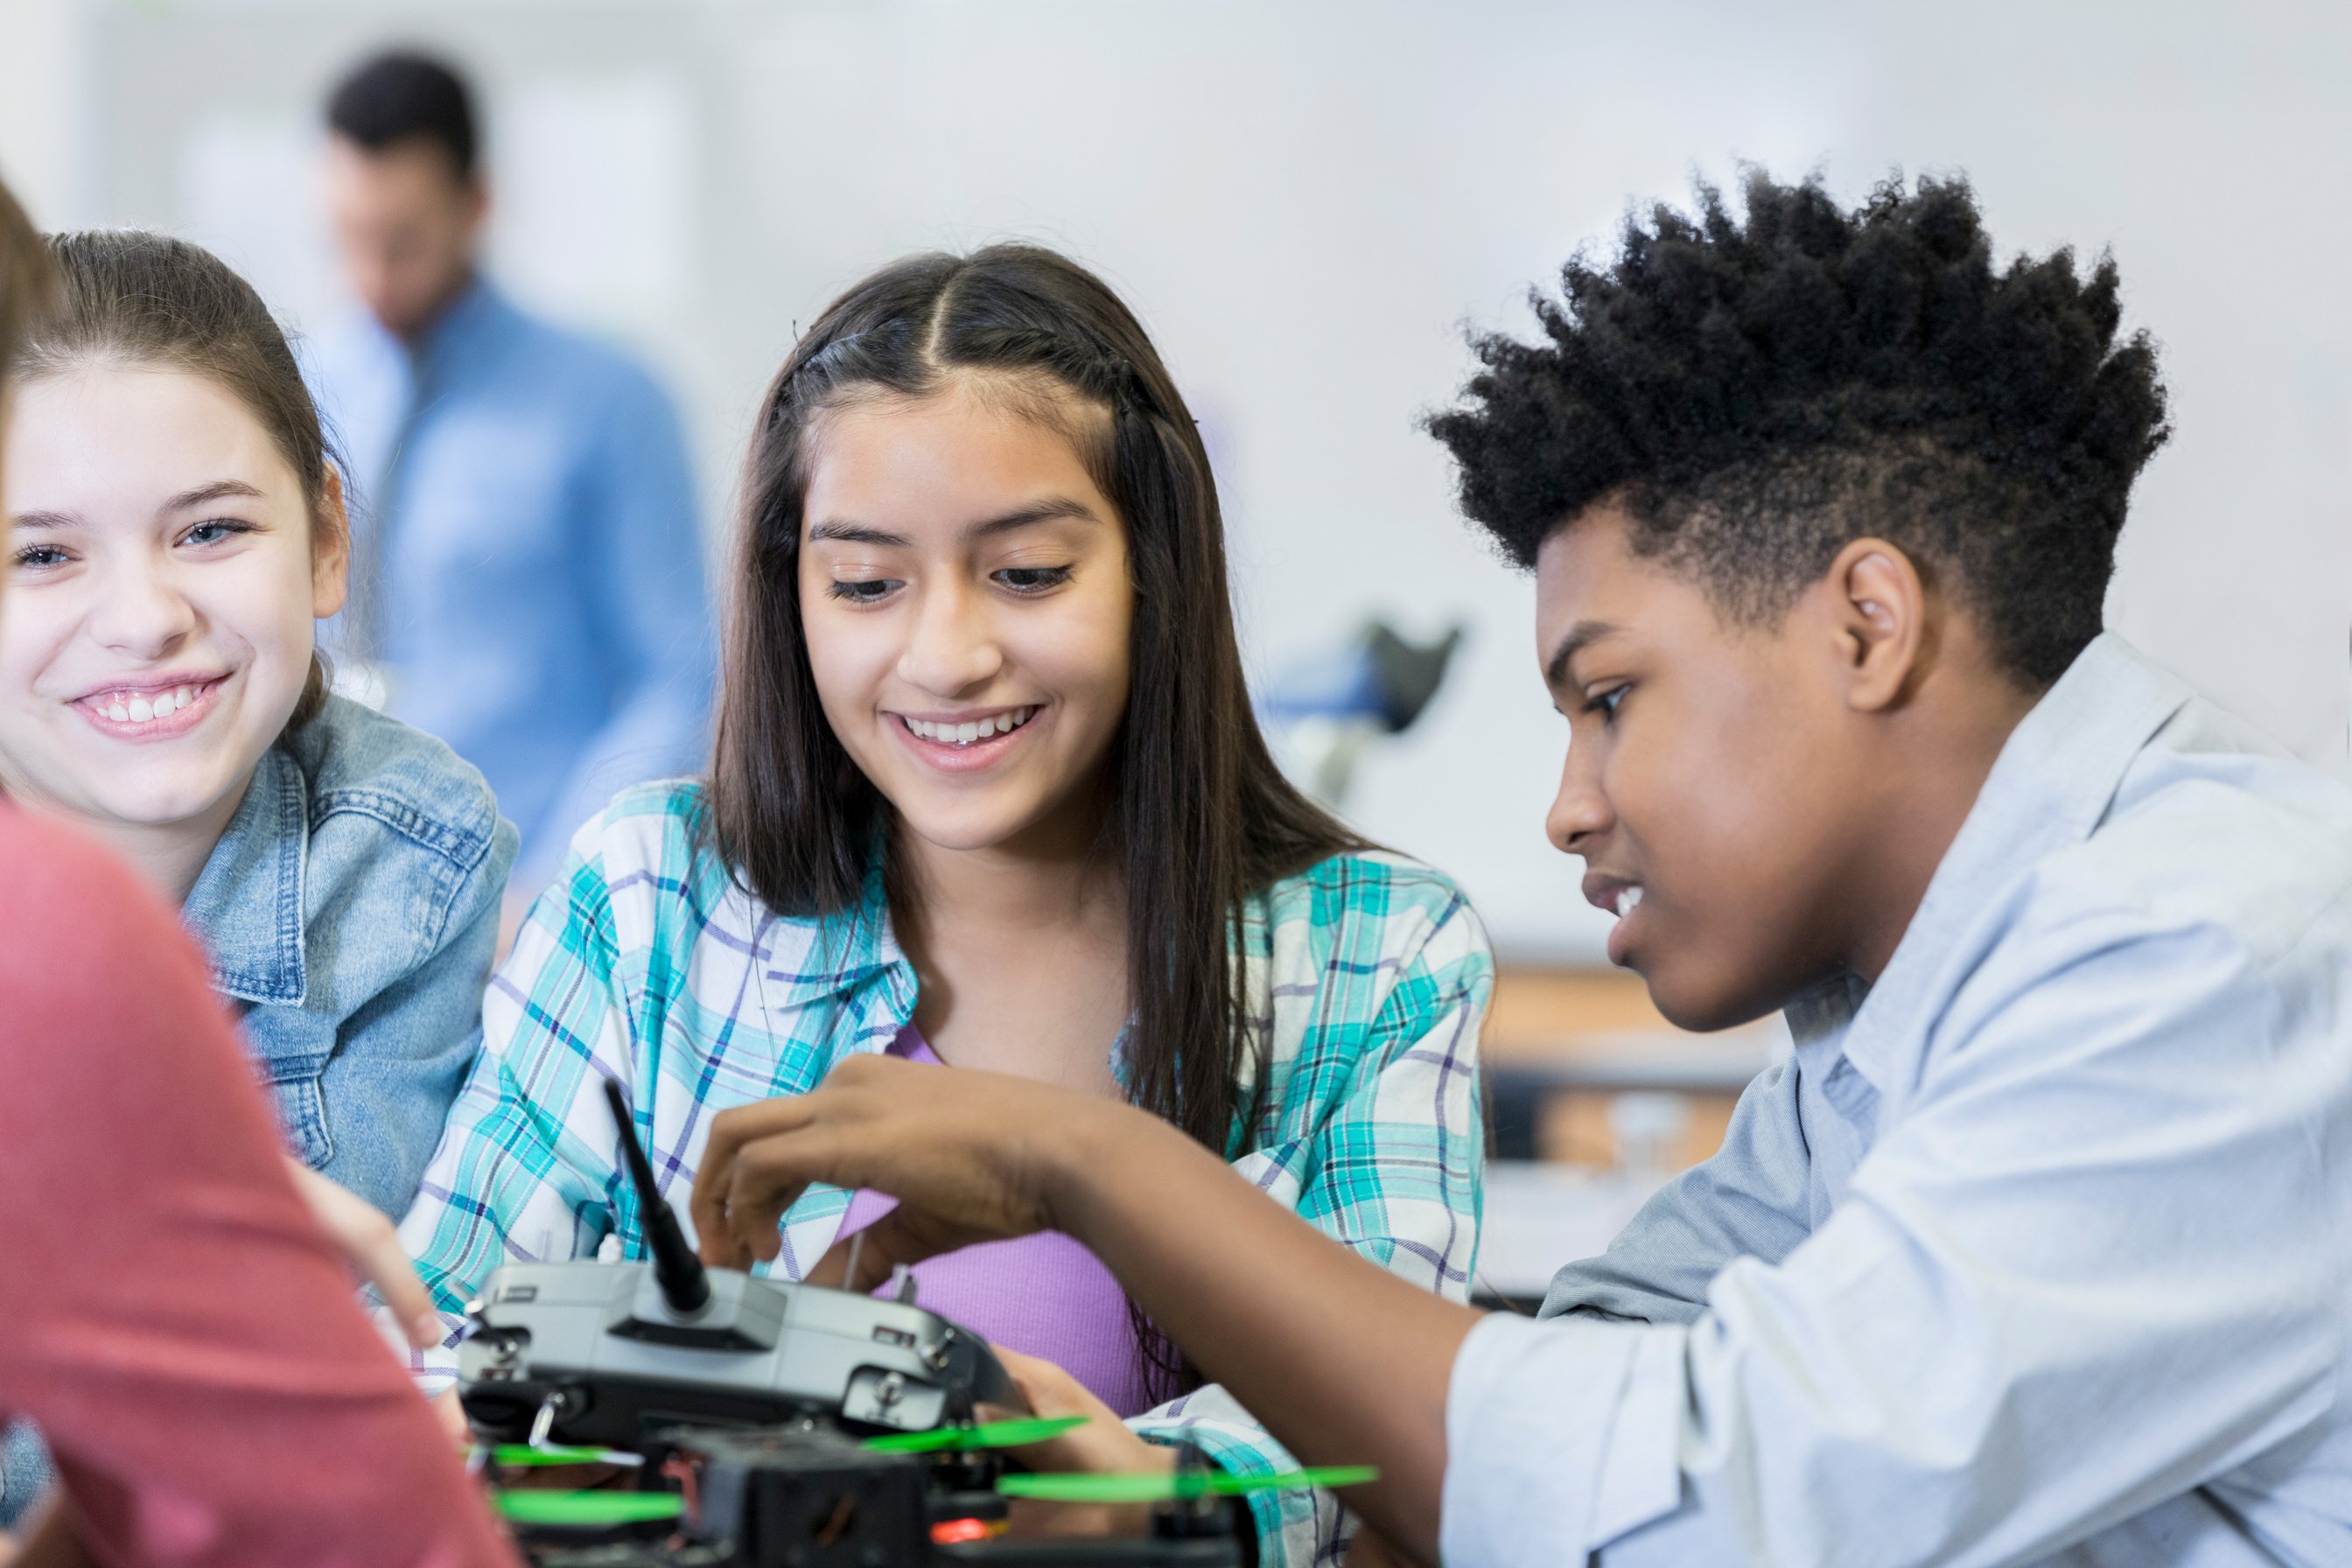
left=602, top=1076, right=711, bottom=1316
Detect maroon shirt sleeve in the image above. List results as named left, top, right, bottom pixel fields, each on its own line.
left=0, top=811, right=519, bottom=1568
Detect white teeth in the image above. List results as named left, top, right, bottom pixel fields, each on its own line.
left=1620, top=886, right=1643, bottom=915
left=95, top=684, right=202, bottom=725
left=904, top=707, right=1037, bottom=746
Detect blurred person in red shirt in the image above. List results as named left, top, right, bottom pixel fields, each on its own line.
left=0, top=177, right=515, bottom=1568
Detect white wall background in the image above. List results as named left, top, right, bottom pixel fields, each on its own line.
left=4, top=0, right=2348, bottom=960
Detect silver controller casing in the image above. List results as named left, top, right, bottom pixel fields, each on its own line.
left=456, top=1260, right=1022, bottom=1450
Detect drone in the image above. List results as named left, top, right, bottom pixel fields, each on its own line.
left=455, top=1079, right=1370, bottom=1565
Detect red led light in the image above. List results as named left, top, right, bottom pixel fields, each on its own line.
left=930, top=1517, right=1004, bottom=1545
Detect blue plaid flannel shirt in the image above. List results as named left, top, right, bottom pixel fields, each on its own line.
left=398, top=780, right=1491, bottom=1566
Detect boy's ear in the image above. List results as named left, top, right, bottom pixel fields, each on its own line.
left=1827, top=536, right=1928, bottom=715
left=312, top=466, right=352, bottom=620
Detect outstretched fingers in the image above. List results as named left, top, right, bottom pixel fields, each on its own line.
left=691, top=1096, right=826, bottom=1268
left=724, top=1121, right=856, bottom=1263
left=287, top=1158, right=443, bottom=1350
left=688, top=1056, right=1047, bottom=1272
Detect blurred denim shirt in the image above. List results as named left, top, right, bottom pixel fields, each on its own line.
left=190, top=693, right=514, bottom=1217
left=0, top=694, right=514, bottom=1527
left=304, top=277, right=713, bottom=898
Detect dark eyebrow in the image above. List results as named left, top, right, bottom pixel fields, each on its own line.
left=164, top=480, right=266, bottom=512
left=806, top=496, right=1102, bottom=550
left=7, top=480, right=266, bottom=536
left=965, top=497, right=1101, bottom=540
left=1544, top=620, right=1623, bottom=690
left=805, top=522, right=911, bottom=548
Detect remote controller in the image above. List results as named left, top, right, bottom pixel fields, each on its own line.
left=457, top=1078, right=1021, bottom=1449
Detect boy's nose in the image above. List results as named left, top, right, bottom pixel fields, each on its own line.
left=1546, top=744, right=1614, bottom=854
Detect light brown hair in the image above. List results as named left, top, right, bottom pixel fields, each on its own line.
left=9, top=230, right=343, bottom=726
left=0, top=180, right=54, bottom=400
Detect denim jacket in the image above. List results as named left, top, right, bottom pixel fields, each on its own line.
left=185, top=694, right=515, bottom=1220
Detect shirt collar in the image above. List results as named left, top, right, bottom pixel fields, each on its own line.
left=1834, top=633, right=2194, bottom=1093
left=758, top=848, right=913, bottom=1012
left=184, top=746, right=309, bottom=1005
left=417, top=274, right=503, bottom=361
left=364, top=275, right=506, bottom=382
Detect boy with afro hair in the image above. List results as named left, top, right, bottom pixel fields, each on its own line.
left=681, top=173, right=2352, bottom=1566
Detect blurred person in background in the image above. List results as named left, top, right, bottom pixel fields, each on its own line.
left=306, top=48, right=712, bottom=910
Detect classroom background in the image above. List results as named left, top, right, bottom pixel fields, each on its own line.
left=3, top=0, right=2348, bottom=1301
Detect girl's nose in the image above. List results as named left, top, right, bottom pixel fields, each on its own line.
left=86, top=558, right=198, bottom=662
left=896, top=581, right=1004, bottom=696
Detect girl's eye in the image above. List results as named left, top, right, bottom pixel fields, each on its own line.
left=180, top=519, right=255, bottom=548
left=1583, top=684, right=1628, bottom=724
left=995, top=565, right=1073, bottom=594
left=827, top=578, right=898, bottom=604
left=10, top=543, right=69, bottom=571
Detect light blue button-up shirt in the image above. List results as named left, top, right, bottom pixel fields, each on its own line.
left=304, top=279, right=712, bottom=892
left=1444, top=634, right=2352, bottom=1566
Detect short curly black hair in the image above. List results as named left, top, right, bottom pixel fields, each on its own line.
left=1428, top=172, right=2170, bottom=686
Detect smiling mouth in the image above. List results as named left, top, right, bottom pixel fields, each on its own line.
left=73, top=675, right=230, bottom=740
left=897, top=706, right=1039, bottom=748
left=81, top=677, right=223, bottom=727
left=1598, top=881, right=1646, bottom=969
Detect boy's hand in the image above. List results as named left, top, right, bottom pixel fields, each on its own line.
left=1341, top=1526, right=1418, bottom=1567
left=690, top=1054, right=1123, bottom=1278
left=694, top=1050, right=1469, bottom=1564
left=286, top=1158, right=444, bottom=1351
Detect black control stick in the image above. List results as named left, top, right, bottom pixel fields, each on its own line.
left=603, top=1076, right=711, bottom=1316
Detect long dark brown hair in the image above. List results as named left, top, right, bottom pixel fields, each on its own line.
left=9, top=231, right=343, bottom=728
left=707, top=247, right=1362, bottom=1382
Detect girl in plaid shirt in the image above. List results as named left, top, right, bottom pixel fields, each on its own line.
left=398, top=245, right=1490, bottom=1568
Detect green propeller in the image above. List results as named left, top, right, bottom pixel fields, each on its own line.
left=488, top=1489, right=684, bottom=1526
left=998, top=1466, right=1378, bottom=1504
left=863, top=1415, right=1091, bottom=1454
left=486, top=1444, right=642, bottom=1468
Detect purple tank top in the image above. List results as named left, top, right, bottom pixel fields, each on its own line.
left=836, top=1026, right=1154, bottom=1417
